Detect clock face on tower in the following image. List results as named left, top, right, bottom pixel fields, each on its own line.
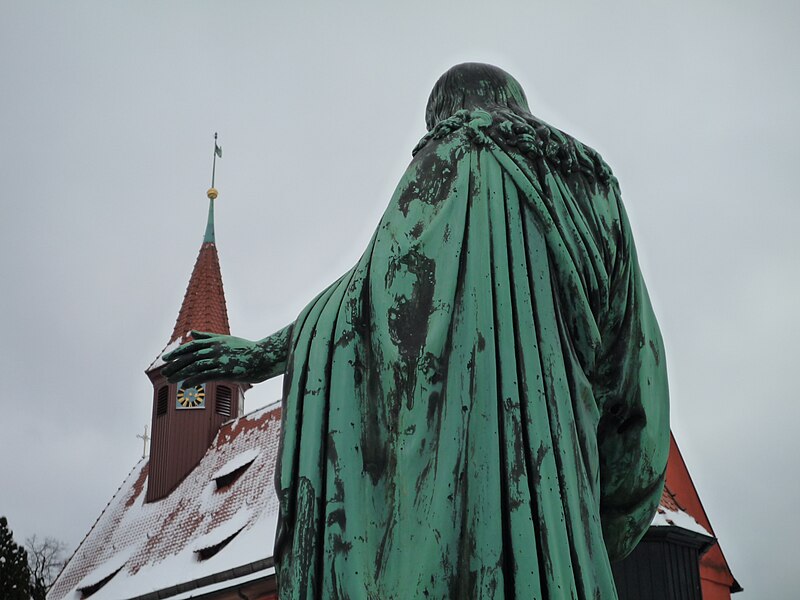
left=176, top=382, right=206, bottom=409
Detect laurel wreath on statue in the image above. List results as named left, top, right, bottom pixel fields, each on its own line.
left=413, top=108, right=617, bottom=190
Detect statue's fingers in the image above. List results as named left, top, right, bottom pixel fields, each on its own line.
left=163, top=341, right=209, bottom=361
left=190, top=330, right=218, bottom=340
left=161, top=356, right=219, bottom=383
left=160, top=362, right=179, bottom=380
left=178, top=361, right=229, bottom=388
left=164, top=338, right=216, bottom=362
left=181, top=374, right=214, bottom=388
left=183, top=366, right=230, bottom=387
left=161, top=347, right=216, bottom=378
left=161, top=352, right=197, bottom=378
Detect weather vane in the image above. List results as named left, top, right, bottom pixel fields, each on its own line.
left=211, top=132, right=222, bottom=189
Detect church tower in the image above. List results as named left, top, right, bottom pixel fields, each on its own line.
left=144, top=184, right=249, bottom=503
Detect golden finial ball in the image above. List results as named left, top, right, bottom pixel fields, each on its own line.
left=207, top=187, right=218, bottom=200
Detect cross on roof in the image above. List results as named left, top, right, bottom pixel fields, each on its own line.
left=136, top=425, right=150, bottom=459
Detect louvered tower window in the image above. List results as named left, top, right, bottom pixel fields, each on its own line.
left=156, top=386, right=169, bottom=416
left=216, top=385, right=232, bottom=417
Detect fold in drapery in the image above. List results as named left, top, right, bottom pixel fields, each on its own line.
left=275, top=109, right=669, bottom=600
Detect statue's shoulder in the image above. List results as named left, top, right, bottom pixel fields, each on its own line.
left=413, top=107, right=618, bottom=190
left=412, top=109, right=477, bottom=157
left=490, top=107, right=617, bottom=188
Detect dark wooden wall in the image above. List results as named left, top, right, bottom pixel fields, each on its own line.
left=612, top=528, right=712, bottom=600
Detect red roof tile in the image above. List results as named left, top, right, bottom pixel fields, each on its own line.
left=170, top=241, right=230, bottom=344
left=147, top=238, right=231, bottom=372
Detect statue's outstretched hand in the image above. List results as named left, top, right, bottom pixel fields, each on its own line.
left=161, top=330, right=281, bottom=388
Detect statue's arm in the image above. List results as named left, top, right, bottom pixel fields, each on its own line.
left=595, top=198, right=670, bottom=562
left=161, top=324, right=293, bottom=388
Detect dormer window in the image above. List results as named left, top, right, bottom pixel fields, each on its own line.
left=78, top=567, right=124, bottom=599
left=211, top=449, right=260, bottom=491
left=192, top=512, right=251, bottom=562
left=195, top=526, right=245, bottom=561
left=215, top=462, right=252, bottom=490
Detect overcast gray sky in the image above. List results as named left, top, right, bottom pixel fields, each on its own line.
left=1, top=1, right=798, bottom=597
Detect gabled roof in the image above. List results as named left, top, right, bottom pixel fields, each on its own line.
left=653, top=433, right=742, bottom=593
left=49, top=404, right=281, bottom=600
left=148, top=197, right=230, bottom=372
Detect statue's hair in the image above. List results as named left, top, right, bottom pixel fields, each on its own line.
left=418, top=64, right=616, bottom=189
left=425, top=63, right=530, bottom=131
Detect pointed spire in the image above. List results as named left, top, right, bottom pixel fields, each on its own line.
left=147, top=192, right=230, bottom=372
left=167, top=186, right=229, bottom=345
left=204, top=188, right=217, bottom=244
left=147, top=136, right=229, bottom=371
left=167, top=231, right=230, bottom=346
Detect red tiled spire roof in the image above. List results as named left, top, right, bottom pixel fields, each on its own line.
left=169, top=191, right=229, bottom=344
left=148, top=192, right=229, bottom=371
left=169, top=239, right=230, bottom=344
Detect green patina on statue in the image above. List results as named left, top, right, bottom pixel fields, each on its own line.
left=163, top=63, right=669, bottom=600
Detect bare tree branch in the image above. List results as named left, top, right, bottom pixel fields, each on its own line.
left=25, top=535, right=67, bottom=595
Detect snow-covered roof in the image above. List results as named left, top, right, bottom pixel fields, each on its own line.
left=50, top=400, right=727, bottom=600
left=652, top=484, right=713, bottom=538
left=147, top=335, right=186, bottom=372
left=49, top=404, right=281, bottom=600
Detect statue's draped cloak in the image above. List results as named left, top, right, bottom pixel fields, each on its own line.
left=275, top=109, right=669, bottom=600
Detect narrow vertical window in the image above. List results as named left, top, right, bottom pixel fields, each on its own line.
left=156, top=386, right=169, bottom=416
left=216, top=385, right=232, bottom=417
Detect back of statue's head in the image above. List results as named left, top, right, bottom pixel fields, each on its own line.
left=425, top=63, right=530, bottom=131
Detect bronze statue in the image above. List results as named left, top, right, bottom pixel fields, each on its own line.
left=163, top=63, right=669, bottom=599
